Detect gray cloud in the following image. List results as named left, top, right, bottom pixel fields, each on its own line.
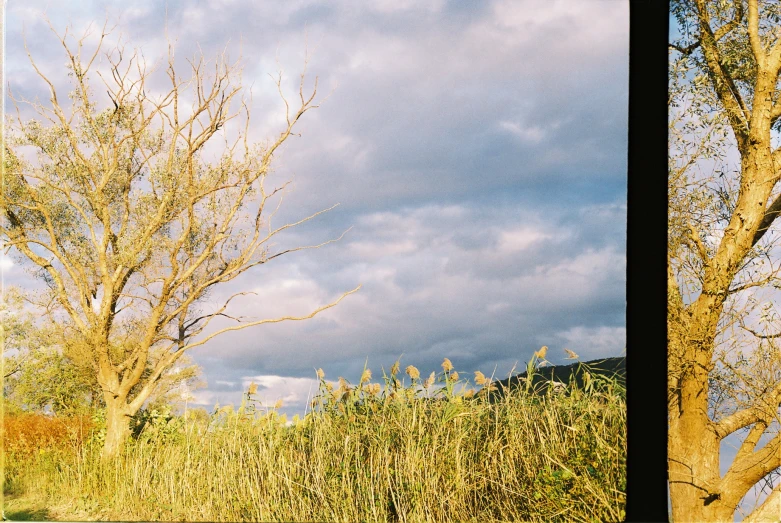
left=193, top=201, right=625, bottom=381
left=5, top=0, right=628, bottom=415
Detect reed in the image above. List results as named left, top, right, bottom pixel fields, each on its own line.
left=5, top=358, right=626, bottom=522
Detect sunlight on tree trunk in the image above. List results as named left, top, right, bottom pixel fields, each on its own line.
left=103, top=397, right=131, bottom=459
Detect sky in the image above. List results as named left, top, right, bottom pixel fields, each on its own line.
left=3, top=0, right=628, bottom=417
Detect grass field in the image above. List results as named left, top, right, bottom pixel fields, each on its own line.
left=3, top=359, right=626, bottom=522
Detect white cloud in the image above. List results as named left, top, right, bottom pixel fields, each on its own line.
left=541, top=247, right=625, bottom=280
left=240, top=274, right=331, bottom=320
left=189, top=389, right=223, bottom=408
left=497, top=227, right=550, bottom=252
left=370, top=0, right=445, bottom=14
left=486, top=302, right=512, bottom=313
left=180, top=6, right=207, bottom=33
left=499, top=121, right=546, bottom=144
left=554, top=325, right=626, bottom=361
left=348, top=239, right=417, bottom=259
left=242, top=374, right=325, bottom=408
left=489, top=0, right=627, bottom=48
left=190, top=374, right=327, bottom=413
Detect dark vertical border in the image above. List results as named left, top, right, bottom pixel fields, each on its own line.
left=626, top=1, right=669, bottom=522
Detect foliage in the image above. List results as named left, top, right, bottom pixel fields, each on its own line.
left=6, top=356, right=626, bottom=522
left=2, top=286, right=205, bottom=416
left=3, top=288, right=99, bottom=414
left=130, top=404, right=187, bottom=445
left=6, top=348, right=99, bottom=414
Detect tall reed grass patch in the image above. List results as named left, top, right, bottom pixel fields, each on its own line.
left=5, top=359, right=626, bottom=522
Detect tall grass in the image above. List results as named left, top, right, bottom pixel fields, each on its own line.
left=5, top=359, right=626, bottom=522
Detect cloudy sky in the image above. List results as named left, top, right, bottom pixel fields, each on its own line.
left=4, top=0, right=628, bottom=415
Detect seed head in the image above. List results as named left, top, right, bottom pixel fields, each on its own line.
left=534, top=346, right=548, bottom=359
left=360, top=369, right=372, bottom=384
left=442, top=358, right=453, bottom=372
left=474, top=370, right=487, bottom=386
left=248, top=382, right=258, bottom=395
left=450, top=371, right=459, bottom=382
left=338, top=377, right=348, bottom=391
left=368, top=383, right=381, bottom=396
left=423, top=371, right=436, bottom=389
left=406, top=365, right=420, bottom=380
left=274, top=399, right=283, bottom=409
left=316, top=368, right=325, bottom=379
left=464, top=389, right=476, bottom=399
left=564, top=348, right=579, bottom=360
left=390, top=360, right=400, bottom=376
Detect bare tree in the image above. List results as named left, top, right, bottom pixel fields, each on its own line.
left=2, top=21, right=359, bottom=459
left=668, top=1, right=781, bottom=521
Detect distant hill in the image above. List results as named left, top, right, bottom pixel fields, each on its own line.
left=488, top=357, right=626, bottom=400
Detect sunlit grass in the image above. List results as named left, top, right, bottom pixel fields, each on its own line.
left=4, top=357, right=626, bottom=522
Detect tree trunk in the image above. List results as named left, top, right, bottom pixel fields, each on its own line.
left=668, top=289, right=735, bottom=521
left=102, top=396, right=132, bottom=460
left=668, top=424, right=734, bottom=522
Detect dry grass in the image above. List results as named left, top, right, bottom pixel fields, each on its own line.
left=4, top=359, right=626, bottom=522
left=4, top=412, right=93, bottom=456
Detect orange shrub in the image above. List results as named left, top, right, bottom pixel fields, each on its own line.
left=3, top=413, right=94, bottom=455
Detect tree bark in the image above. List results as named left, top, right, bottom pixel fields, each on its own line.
left=668, top=425, right=735, bottom=522
left=668, top=305, right=730, bottom=522
left=102, top=395, right=132, bottom=460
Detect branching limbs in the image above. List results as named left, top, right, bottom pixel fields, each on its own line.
left=670, top=0, right=744, bottom=56
left=127, top=284, right=360, bottom=413
left=4, top=21, right=358, bottom=424
left=668, top=1, right=781, bottom=517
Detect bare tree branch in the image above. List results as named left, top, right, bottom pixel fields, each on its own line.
left=3, top=22, right=358, bottom=458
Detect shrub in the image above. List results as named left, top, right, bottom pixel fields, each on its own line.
left=4, top=413, right=93, bottom=456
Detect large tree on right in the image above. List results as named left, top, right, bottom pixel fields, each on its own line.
left=669, top=1, right=781, bottom=521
